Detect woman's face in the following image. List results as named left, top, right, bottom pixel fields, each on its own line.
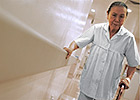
left=107, top=6, right=127, bottom=31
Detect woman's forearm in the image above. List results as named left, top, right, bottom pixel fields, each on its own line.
left=126, top=65, right=136, bottom=80
left=69, top=41, right=79, bottom=51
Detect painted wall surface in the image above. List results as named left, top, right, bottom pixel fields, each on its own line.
left=0, top=66, right=71, bottom=100
left=0, top=0, right=92, bottom=48
left=0, top=0, right=93, bottom=100
left=123, top=71, right=140, bottom=100
left=0, top=7, right=68, bottom=82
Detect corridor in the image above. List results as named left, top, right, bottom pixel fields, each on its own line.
left=0, top=0, right=139, bottom=100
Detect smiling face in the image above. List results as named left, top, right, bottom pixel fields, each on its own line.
left=107, top=6, right=127, bottom=32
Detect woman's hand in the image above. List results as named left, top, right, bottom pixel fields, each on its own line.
left=119, top=65, right=136, bottom=89
left=119, top=78, right=130, bottom=89
left=63, top=47, right=73, bottom=59
left=63, top=41, right=79, bottom=59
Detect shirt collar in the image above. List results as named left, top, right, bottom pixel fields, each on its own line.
left=103, top=22, right=126, bottom=36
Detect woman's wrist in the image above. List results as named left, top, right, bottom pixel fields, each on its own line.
left=68, top=48, right=73, bottom=52
left=125, top=77, right=131, bottom=83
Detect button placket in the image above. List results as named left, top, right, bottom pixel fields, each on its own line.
left=102, top=51, right=108, bottom=63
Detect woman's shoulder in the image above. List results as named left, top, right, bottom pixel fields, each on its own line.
left=121, top=26, right=134, bottom=38
left=92, top=23, right=107, bottom=29
left=93, top=22, right=106, bottom=26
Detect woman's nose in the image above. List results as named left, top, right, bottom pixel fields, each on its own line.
left=115, top=16, right=120, bottom=22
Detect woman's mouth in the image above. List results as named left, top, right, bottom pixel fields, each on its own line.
left=113, top=23, right=119, bottom=26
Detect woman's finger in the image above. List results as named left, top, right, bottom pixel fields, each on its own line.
left=63, top=47, right=72, bottom=59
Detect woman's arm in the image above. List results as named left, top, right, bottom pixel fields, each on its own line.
left=126, top=66, right=136, bottom=80
left=119, top=65, right=136, bottom=89
left=64, top=41, right=79, bottom=59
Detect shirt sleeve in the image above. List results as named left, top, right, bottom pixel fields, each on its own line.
left=74, top=25, right=95, bottom=48
left=125, top=36, right=140, bottom=67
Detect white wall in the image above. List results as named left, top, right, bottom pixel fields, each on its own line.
left=0, top=0, right=93, bottom=100
left=0, top=66, right=71, bottom=100
left=0, top=7, right=68, bottom=82
left=123, top=70, right=140, bottom=100
left=0, top=0, right=92, bottom=48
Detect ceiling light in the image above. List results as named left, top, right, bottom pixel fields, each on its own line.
left=127, top=9, right=132, bottom=12
left=91, top=9, right=95, bottom=13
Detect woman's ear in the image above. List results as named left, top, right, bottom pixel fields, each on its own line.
left=107, top=11, right=109, bottom=20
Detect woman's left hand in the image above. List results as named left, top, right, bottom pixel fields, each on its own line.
left=119, top=78, right=130, bottom=89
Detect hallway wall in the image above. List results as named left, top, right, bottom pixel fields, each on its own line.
left=0, top=66, right=71, bottom=100
left=0, top=0, right=92, bottom=48
left=0, top=0, right=93, bottom=100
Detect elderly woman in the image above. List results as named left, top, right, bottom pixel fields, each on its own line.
left=64, top=1, right=140, bottom=100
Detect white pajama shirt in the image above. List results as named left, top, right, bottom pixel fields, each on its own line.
left=75, top=23, right=140, bottom=100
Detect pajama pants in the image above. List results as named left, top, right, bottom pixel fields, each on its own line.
left=78, top=91, right=96, bottom=100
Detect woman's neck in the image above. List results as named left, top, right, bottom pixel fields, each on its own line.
left=109, top=27, right=120, bottom=39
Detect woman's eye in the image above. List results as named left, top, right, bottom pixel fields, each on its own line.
left=120, top=15, right=124, bottom=18
left=112, top=14, right=116, bottom=17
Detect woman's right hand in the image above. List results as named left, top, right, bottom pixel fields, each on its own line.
left=63, top=47, right=73, bottom=59
left=63, top=41, right=79, bottom=59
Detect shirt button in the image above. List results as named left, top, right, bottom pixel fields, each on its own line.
left=102, top=61, right=105, bottom=63
left=99, top=70, right=103, bottom=73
